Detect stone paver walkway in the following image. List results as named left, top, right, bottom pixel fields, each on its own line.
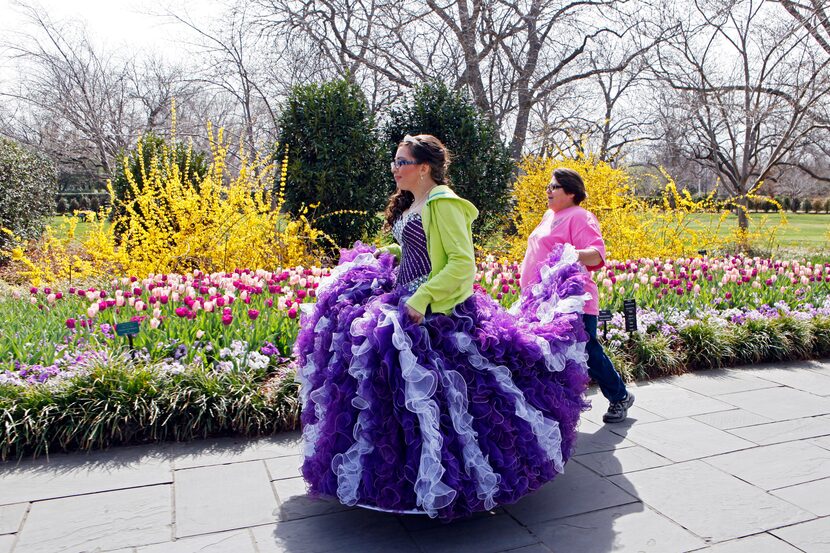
left=2, top=360, right=830, bottom=552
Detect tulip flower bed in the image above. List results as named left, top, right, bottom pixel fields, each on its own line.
left=592, top=256, right=830, bottom=379
left=0, top=266, right=326, bottom=459
left=477, top=254, right=830, bottom=379
left=2, top=254, right=830, bottom=459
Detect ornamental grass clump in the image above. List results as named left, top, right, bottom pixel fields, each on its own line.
left=770, top=316, right=814, bottom=360
left=678, top=322, right=734, bottom=370
left=628, top=332, right=684, bottom=379
left=812, top=317, right=830, bottom=357
left=0, top=357, right=299, bottom=460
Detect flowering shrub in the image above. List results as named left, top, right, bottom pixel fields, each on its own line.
left=510, top=156, right=781, bottom=261
left=3, top=126, right=323, bottom=285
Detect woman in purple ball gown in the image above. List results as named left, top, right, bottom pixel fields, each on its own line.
left=294, top=134, right=592, bottom=521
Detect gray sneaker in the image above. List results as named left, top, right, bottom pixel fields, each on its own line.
left=603, top=392, right=635, bottom=423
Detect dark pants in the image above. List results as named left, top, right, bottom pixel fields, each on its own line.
left=583, top=314, right=627, bottom=403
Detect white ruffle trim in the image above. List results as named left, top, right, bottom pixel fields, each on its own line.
left=317, top=252, right=379, bottom=297
left=299, top=359, right=323, bottom=458
left=382, top=305, right=457, bottom=517
left=454, top=332, right=565, bottom=473
left=522, top=244, right=592, bottom=324
left=299, top=316, right=332, bottom=459
left=331, top=311, right=377, bottom=505
left=441, top=366, right=501, bottom=510
left=533, top=336, right=588, bottom=374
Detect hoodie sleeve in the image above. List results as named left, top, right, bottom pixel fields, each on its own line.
left=378, top=243, right=401, bottom=260
left=406, top=198, right=476, bottom=314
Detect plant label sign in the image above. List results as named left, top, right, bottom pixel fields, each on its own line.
left=115, top=321, right=140, bottom=337
left=598, top=309, right=613, bottom=340
left=622, top=299, right=637, bottom=333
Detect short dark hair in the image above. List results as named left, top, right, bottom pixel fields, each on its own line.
left=553, top=167, right=587, bottom=204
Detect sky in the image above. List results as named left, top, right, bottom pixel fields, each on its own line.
left=0, top=0, right=217, bottom=62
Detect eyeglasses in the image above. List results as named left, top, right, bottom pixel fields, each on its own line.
left=391, top=159, right=420, bottom=170
left=547, top=183, right=564, bottom=191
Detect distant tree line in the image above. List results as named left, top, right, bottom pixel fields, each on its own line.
left=2, top=0, right=830, bottom=236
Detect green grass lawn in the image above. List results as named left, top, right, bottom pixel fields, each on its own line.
left=46, top=216, right=108, bottom=242
left=682, top=212, right=829, bottom=249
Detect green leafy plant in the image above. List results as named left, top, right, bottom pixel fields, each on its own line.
left=0, top=137, right=57, bottom=253
left=384, top=81, right=514, bottom=238
left=679, top=322, right=734, bottom=370
left=278, top=78, right=388, bottom=250
left=629, top=332, right=683, bottom=379
left=811, top=316, right=830, bottom=357
left=0, top=358, right=299, bottom=461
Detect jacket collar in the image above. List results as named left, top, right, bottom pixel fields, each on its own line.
left=426, top=184, right=457, bottom=202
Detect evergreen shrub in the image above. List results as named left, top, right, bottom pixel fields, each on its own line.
left=790, top=198, right=801, bottom=213
left=384, top=81, right=514, bottom=238
left=278, top=79, right=388, bottom=250
left=0, top=138, right=57, bottom=253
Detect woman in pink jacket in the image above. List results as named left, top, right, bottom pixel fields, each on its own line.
left=520, top=167, right=634, bottom=423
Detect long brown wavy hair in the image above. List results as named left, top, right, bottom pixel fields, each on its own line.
left=384, top=134, right=452, bottom=229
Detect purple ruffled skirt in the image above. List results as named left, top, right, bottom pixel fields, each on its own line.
left=294, top=244, right=591, bottom=521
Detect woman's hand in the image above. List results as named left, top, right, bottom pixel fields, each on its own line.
left=405, top=304, right=424, bottom=324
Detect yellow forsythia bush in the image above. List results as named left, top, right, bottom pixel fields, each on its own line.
left=6, top=124, right=324, bottom=285
left=510, top=155, right=758, bottom=261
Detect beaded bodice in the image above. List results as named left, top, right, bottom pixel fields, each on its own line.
left=391, top=212, right=431, bottom=292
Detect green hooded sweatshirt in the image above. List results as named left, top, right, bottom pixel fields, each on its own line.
left=384, top=185, right=479, bottom=315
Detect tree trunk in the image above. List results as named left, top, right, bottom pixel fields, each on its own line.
left=736, top=196, right=749, bottom=231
